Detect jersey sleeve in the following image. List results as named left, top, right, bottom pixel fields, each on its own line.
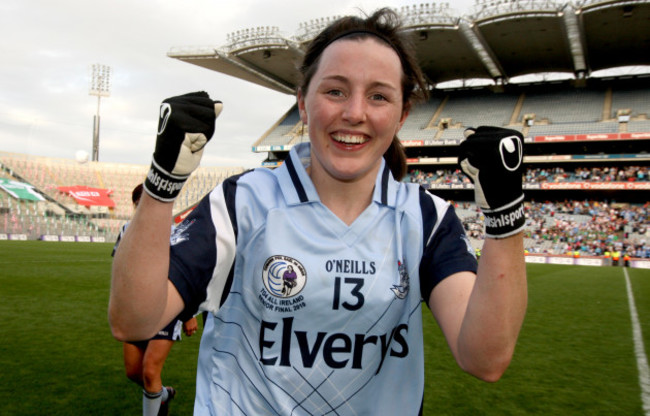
left=419, top=192, right=478, bottom=303
left=168, top=174, right=242, bottom=321
left=168, top=195, right=218, bottom=321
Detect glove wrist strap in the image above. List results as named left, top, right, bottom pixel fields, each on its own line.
left=143, top=159, right=188, bottom=202
left=482, top=194, right=525, bottom=239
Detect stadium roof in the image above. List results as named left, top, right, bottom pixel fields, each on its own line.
left=168, top=0, right=650, bottom=94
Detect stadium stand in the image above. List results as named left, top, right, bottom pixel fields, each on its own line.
left=433, top=90, right=520, bottom=129
left=256, top=79, right=650, bottom=149
left=611, top=82, right=650, bottom=120
left=0, top=151, right=243, bottom=241
left=2, top=1, right=649, bottom=261
left=406, top=166, right=649, bottom=187
left=450, top=199, right=649, bottom=258
left=628, top=120, right=650, bottom=133
left=519, top=86, right=605, bottom=124
left=166, top=0, right=650, bottom=260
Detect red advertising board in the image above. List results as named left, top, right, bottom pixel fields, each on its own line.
left=57, top=186, right=116, bottom=207
left=539, top=182, right=650, bottom=190
left=533, top=132, right=650, bottom=143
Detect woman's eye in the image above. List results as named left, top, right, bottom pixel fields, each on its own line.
left=327, top=89, right=344, bottom=97
left=370, top=93, right=387, bottom=101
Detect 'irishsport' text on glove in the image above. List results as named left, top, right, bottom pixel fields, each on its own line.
left=458, top=126, right=525, bottom=239
left=144, top=91, right=223, bottom=202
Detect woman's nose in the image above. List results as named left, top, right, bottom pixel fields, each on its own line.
left=342, top=94, right=366, bottom=124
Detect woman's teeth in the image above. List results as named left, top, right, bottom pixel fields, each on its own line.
left=332, top=134, right=367, bottom=144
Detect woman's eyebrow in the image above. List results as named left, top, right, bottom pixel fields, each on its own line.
left=321, top=75, right=399, bottom=91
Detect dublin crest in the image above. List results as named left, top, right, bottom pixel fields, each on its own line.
left=391, top=260, right=410, bottom=299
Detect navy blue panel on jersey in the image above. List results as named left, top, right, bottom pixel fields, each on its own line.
left=284, top=154, right=308, bottom=203
left=419, top=201, right=478, bottom=304
left=168, top=195, right=217, bottom=320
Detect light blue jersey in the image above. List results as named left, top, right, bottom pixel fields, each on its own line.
left=169, top=143, right=477, bottom=415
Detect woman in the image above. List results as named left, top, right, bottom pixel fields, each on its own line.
left=110, top=8, right=526, bottom=415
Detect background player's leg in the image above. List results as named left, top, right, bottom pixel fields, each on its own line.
left=142, top=339, right=175, bottom=416
left=123, top=342, right=145, bottom=387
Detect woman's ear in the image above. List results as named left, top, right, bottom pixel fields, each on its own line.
left=399, top=108, right=409, bottom=129
left=297, top=88, right=308, bottom=124
left=397, top=103, right=410, bottom=132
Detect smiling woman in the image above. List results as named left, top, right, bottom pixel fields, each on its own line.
left=298, top=37, right=409, bottom=223
left=298, top=10, right=428, bottom=184
left=295, top=10, right=428, bottom=224
left=298, top=37, right=406, bottom=186
left=109, top=7, right=527, bottom=416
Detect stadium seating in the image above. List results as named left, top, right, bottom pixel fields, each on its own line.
left=628, top=120, right=650, bottom=133
left=519, top=87, right=605, bottom=124
left=408, top=166, right=649, bottom=186
left=611, top=84, right=650, bottom=119
left=433, top=90, right=520, bottom=129
left=527, top=121, right=619, bottom=135
left=0, top=151, right=243, bottom=241
left=253, top=81, right=650, bottom=149
left=453, top=199, right=649, bottom=257
left=397, top=96, right=444, bottom=139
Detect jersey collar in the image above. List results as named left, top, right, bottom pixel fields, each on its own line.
left=277, top=142, right=399, bottom=208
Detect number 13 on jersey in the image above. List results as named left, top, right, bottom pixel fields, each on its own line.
left=333, top=277, right=365, bottom=311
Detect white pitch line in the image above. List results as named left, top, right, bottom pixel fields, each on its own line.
left=624, top=267, right=650, bottom=415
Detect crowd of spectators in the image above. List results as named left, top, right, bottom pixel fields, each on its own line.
left=523, top=200, right=648, bottom=257
left=407, top=168, right=469, bottom=187
left=526, top=166, right=648, bottom=183
left=406, top=166, right=649, bottom=258
left=456, top=199, right=649, bottom=258
left=407, top=166, right=649, bottom=188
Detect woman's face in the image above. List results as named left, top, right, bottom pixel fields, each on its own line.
left=298, top=37, right=408, bottom=183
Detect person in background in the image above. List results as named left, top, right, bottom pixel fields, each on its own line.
left=112, top=183, right=198, bottom=416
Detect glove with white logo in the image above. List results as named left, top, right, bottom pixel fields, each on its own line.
left=458, top=126, right=525, bottom=239
left=144, top=91, right=223, bottom=202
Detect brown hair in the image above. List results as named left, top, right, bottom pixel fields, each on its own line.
left=299, top=8, right=428, bottom=180
left=132, top=183, right=143, bottom=206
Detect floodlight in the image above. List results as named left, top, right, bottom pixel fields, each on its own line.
left=89, top=64, right=111, bottom=162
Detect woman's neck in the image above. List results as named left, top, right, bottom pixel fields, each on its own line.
left=308, top=164, right=379, bottom=226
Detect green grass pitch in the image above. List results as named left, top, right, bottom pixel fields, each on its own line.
left=1, top=241, right=649, bottom=415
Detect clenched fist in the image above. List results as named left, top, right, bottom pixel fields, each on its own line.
left=144, top=91, right=223, bottom=202
left=458, top=126, right=525, bottom=238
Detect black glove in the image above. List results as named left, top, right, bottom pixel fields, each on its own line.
left=458, top=126, right=525, bottom=238
left=144, top=91, right=223, bottom=202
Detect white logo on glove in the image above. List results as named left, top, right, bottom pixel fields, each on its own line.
left=499, top=136, right=522, bottom=172
left=158, top=103, right=172, bottom=135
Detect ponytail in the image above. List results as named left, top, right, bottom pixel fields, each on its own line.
left=384, top=136, right=407, bottom=181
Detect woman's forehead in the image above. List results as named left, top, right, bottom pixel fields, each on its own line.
left=314, top=37, right=403, bottom=83
left=322, top=35, right=398, bottom=60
